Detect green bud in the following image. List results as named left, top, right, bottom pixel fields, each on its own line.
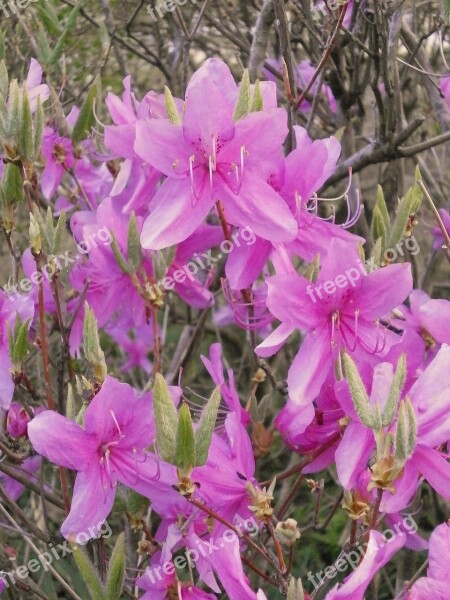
left=127, top=212, right=142, bottom=273
left=275, top=519, right=301, bottom=547
left=153, top=373, right=179, bottom=464
left=164, top=86, right=182, bottom=125
left=176, top=402, right=196, bottom=472
left=287, top=577, right=305, bottom=600
left=194, top=386, right=221, bottom=467
left=72, top=543, right=107, bottom=600
left=29, top=212, right=42, bottom=254
left=105, top=533, right=125, bottom=600
left=3, top=163, right=24, bottom=204
left=19, top=88, right=33, bottom=163
left=82, top=303, right=107, bottom=383
left=382, top=354, right=406, bottom=427
left=250, top=79, right=264, bottom=112
left=233, top=69, right=251, bottom=121
left=342, top=353, right=374, bottom=428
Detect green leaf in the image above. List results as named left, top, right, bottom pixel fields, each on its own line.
left=176, top=403, right=196, bottom=471
left=376, top=185, right=390, bottom=231
left=19, top=89, right=33, bottom=162
left=45, top=206, right=56, bottom=251
left=53, top=211, right=66, bottom=254
left=66, top=383, right=77, bottom=420
left=342, top=353, right=374, bottom=428
left=406, top=398, right=417, bottom=458
left=127, top=212, right=142, bottom=273
left=372, top=206, right=387, bottom=249
left=50, top=0, right=84, bottom=65
left=33, top=95, right=45, bottom=159
left=382, top=354, right=406, bottom=427
left=72, top=544, right=107, bottom=600
left=153, top=373, right=179, bottom=464
left=110, top=234, right=131, bottom=274
left=287, top=577, right=305, bottom=600
left=72, top=74, right=100, bottom=143
left=3, top=163, right=24, bottom=204
left=12, top=320, right=29, bottom=365
left=6, top=79, right=20, bottom=138
left=387, top=182, right=422, bottom=249
left=105, top=533, right=125, bottom=600
left=395, top=400, right=408, bottom=462
left=0, top=61, right=8, bottom=99
left=82, top=303, right=107, bottom=382
left=164, top=86, right=182, bottom=125
left=303, top=254, right=320, bottom=283
left=194, top=386, right=221, bottom=466
left=233, top=69, right=251, bottom=121
left=36, top=22, right=53, bottom=66
left=38, top=0, right=63, bottom=36
left=250, top=80, right=264, bottom=112
left=370, top=237, right=383, bottom=270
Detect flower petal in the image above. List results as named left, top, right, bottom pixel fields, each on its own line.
left=60, top=464, right=115, bottom=540
left=28, top=411, right=97, bottom=470
left=140, top=178, right=215, bottom=250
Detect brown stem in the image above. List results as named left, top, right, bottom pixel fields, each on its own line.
left=295, top=3, right=349, bottom=110
left=262, top=434, right=340, bottom=486
left=241, top=555, right=279, bottom=588
left=369, top=488, right=384, bottom=532
left=187, top=497, right=277, bottom=570
left=35, top=257, right=54, bottom=411
left=0, top=460, right=65, bottom=510
left=276, top=473, right=304, bottom=521
left=267, top=520, right=287, bottom=574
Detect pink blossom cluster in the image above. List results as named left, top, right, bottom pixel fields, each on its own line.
left=2, top=57, right=450, bottom=600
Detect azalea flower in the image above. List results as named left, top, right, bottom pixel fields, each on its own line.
left=28, top=376, right=161, bottom=539
left=256, top=239, right=412, bottom=434
left=135, top=59, right=298, bottom=249
left=324, top=529, right=406, bottom=599
left=408, top=522, right=450, bottom=599
left=225, top=126, right=364, bottom=290
left=0, top=291, right=34, bottom=410
left=335, top=345, right=450, bottom=513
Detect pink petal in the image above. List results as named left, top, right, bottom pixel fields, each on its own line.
left=414, top=445, right=450, bottom=500
left=60, top=464, right=115, bottom=540
left=217, top=173, right=297, bottom=243
left=140, top=178, right=215, bottom=250
left=335, top=422, right=374, bottom=489
left=135, top=119, right=190, bottom=177
left=28, top=411, right=98, bottom=470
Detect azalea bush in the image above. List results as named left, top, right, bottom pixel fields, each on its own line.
left=1, top=1, right=450, bottom=599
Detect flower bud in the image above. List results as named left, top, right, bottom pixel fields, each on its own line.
left=275, top=519, right=301, bottom=546
left=7, top=402, right=30, bottom=438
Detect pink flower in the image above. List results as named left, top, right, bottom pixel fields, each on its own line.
left=28, top=376, right=161, bottom=540
left=256, top=239, right=412, bottom=435
left=408, top=522, right=450, bottom=599
left=135, top=59, right=297, bottom=249
left=324, top=530, right=406, bottom=599
left=6, top=402, right=30, bottom=438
